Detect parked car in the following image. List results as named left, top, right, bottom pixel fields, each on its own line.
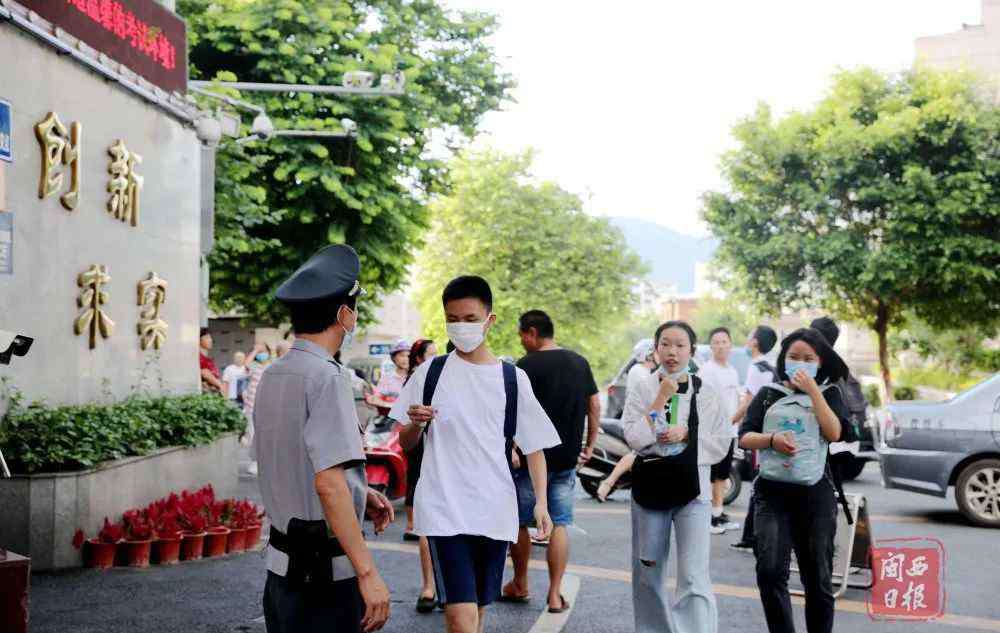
left=875, top=372, right=1000, bottom=528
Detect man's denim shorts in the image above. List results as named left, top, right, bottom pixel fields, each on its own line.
left=514, top=467, right=576, bottom=527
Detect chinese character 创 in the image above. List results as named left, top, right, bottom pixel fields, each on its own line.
left=34, top=112, right=81, bottom=211
left=107, top=140, right=143, bottom=226
left=136, top=272, right=168, bottom=351
left=75, top=265, right=115, bottom=350
left=880, top=552, right=905, bottom=582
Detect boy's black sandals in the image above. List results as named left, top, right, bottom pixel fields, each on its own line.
left=416, top=595, right=437, bottom=613
left=548, top=595, right=570, bottom=614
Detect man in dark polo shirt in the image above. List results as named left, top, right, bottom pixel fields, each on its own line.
left=501, top=310, right=600, bottom=613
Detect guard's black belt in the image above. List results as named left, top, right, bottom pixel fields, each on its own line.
left=269, top=524, right=346, bottom=558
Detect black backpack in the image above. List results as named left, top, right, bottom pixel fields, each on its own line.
left=753, top=359, right=777, bottom=381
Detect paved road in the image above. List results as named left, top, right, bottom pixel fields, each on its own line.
left=29, top=463, right=1000, bottom=632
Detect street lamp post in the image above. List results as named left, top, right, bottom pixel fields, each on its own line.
left=190, top=72, right=406, bottom=325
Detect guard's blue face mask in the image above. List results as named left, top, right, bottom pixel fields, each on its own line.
left=785, top=360, right=818, bottom=380
left=256, top=353, right=270, bottom=363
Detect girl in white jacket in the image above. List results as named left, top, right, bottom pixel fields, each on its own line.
left=622, top=320, right=731, bottom=633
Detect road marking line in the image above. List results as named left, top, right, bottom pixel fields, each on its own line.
left=370, top=542, right=1000, bottom=632
left=525, top=574, right=581, bottom=633
left=575, top=506, right=932, bottom=524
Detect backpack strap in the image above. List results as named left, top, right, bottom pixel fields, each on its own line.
left=502, top=362, right=518, bottom=472
left=754, top=359, right=776, bottom=379
left=422, top=355, right=448, bottom=407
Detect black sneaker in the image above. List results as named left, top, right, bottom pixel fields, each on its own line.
left=729, top=540, right=754, bottom=553
left=710, top=515, right=726, bottom=534
left=717, top=512, right=732, bottom=524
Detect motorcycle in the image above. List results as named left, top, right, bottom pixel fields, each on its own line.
left=579, top=418, right=754, bottom=505
left=363, top=399, right=408, bottom=500
left=722, top=445, right=756, bottom=506
left=577, top=417, right=633, bottom=499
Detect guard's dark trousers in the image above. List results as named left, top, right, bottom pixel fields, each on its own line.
left=753, top=480, right=837, bottom=633
left=263, top=572, right=363, bottom=633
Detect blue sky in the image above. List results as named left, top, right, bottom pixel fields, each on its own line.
left=448, top=1, right=982, bottom=236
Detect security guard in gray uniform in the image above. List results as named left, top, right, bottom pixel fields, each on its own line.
left=254, top=244, right=393, bottom=633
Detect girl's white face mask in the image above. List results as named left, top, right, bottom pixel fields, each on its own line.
left=446, top=321, right=488, bottom=353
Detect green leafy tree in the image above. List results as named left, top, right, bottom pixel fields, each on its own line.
left=690, top=295, right=757, bottom=346
left=179, top=0, right=512, bottom=323
left=414, top=149, right=647, bottom=381
left=703, top=67, right=1000, bottom=397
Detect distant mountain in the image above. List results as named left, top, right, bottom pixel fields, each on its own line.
left=608, top=217, right=717, bottom=293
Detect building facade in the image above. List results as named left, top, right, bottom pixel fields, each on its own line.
left=0, top=0, right=202, bottom=405
left=916, top=0, right=1000, bottom=88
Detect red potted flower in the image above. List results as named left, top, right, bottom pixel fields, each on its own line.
left=151, top=509, right=183, bottom=565
left=121, top=509, right=155, bottom=567
left=245, top=502, right=265, bottom=550
left=224, top=500, right=249, bottom=553
left=178, top=490, right=209, bottom=561
left=73, top=518, right=123, bottom=569
left=203, top=500, right=231, bottom=557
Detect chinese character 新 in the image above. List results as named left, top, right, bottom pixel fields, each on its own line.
left=136, top=272, right=168, bottom=351
left=34, top=112, right=81, bottom=211
left=74, top=265, right=115, bottom=350
left=107, top=140, right=143, bottom=227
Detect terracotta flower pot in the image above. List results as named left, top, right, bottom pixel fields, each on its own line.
left=180, top=531, right=206, bottom=561
left=203, top=527, right=230, bottom=557
left=123, top=539, right=154, bottom=568
left=245, top=524, right=263, bottom=550
left=153, top=535, right=183, bottom=565
left=226, top=527, right=249, bottom=554
left=84, top=539, right=118, bottom=570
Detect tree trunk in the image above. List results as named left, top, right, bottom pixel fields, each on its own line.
left=875, top=300, right=893, bottom=402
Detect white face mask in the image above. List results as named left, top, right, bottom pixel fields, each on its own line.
left=338, top=307, right=357, bottom=353
left=659, top=365, right=689, bottom=382
left=446, top=321, right=487, bottom=353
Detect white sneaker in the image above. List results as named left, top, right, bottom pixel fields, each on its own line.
left=710, top=523, right=726, bottom=535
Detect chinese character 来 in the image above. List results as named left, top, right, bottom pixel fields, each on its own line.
left=74, top=265, right=115, bottom=350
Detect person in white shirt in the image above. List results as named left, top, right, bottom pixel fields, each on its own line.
left=392, top=276, right=559, bottom=633
left=222, top=351, right=251, bottom=403
left=622, top=320, right=730, bottom=633
left=698, top=327, right=744, bottom=533
left=729, top=324, right=778, bottom=553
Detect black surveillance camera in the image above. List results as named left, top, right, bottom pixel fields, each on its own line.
left=0, top=330, right=33, bottom=365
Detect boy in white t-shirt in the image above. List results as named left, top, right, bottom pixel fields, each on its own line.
left=698, top=327, right=743, bottom=533
left=392, top=276, right=559, bottom=633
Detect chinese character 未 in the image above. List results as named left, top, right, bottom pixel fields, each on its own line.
left=74, top=265, right=115, bottom=350
left=34, top=112, right=81, bottom=211
left=107, top=140, right=143, bottom=226
left=136, top=272, right=168, bottom=350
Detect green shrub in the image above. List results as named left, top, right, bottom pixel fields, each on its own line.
left=894, top=366, right=985, bottom=393
left=0, top=393, right=245, bottom=474
left=893, top=385, right=918, bottom=401
left=864, top=384, right=882, bottom=409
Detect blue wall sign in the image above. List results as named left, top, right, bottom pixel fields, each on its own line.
left=0, top=213, right=12, bottom=275
left=0, top=99, right=11, bottom=163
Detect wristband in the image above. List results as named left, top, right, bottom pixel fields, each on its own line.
left=768, top=433, right=774, bottom=449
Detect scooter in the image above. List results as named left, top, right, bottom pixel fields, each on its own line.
left=722, top=445, right=756, bottom=505
left=364, top=401, right=408, bottom=500
left=577, top=418, right=633, bottom=499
